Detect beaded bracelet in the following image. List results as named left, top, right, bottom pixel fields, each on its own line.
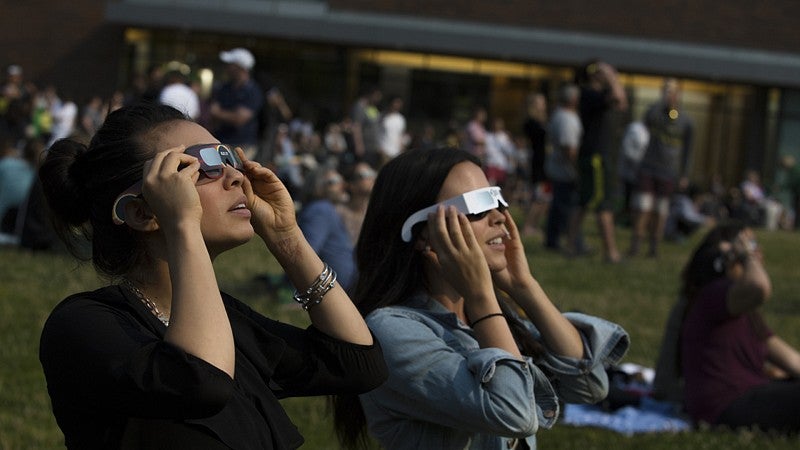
left=293, top=262, right=338, bottom=310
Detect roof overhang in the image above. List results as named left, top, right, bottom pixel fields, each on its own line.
left=106, top=0, right=800, bottom=88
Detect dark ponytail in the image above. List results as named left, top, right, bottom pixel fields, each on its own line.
left=39, top=102, right=187, bottom=278
left=38, top=139, right=95, bottom=258
left=39, top=139, right=92, bottom=225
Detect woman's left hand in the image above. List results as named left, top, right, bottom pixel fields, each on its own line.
left=235, top=148, right=297, bottom=238
left=425, top=206, right=495, bottom=302
left=492, top=210, right=534, bottom=295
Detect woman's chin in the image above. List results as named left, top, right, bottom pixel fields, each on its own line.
left=208, top=228, right=256, bottom=256
left=487, top=256, right=508, bottom=273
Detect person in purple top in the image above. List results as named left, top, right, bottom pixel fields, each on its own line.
left=679, top=222, right=800, bottom=433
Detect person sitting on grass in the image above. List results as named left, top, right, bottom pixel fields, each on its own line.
left=332, top=147, right=629, bottom=450
left=677, top=222, right=800, bottom=433
left=38, top=102, right=386, bottom=449
left=297, top=164, right=357, bottom=292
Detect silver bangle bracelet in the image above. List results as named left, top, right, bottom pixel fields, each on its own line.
left=293, top=262, right=338, bottom=310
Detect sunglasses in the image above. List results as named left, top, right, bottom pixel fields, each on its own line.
left=355, top=168, right=376, bottom=180
left=111, top=143, right=243, bottom=225
left=325, top=174, right=344, bottom=186
left=400, top=186, right=508, bottom=242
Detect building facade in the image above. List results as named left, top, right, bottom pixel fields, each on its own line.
left=4, top=0, right=800, bottom=189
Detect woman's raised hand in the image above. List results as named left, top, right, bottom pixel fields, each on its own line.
left=491, top=209, right=534, bottom=295
left=141, top=146, right=203, bottom=232
left=235, top=148, right=297, bottom=238
left=424, top=205, right=494, bottom=300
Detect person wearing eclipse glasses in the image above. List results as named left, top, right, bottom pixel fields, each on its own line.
left=332, top=147, right=629, bottom=450
left=661, top=222, right=800, bottom=433
left=37, top=102, right=387, bottom=449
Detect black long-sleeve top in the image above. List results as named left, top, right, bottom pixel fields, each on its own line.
left=39, top=285, right=387, bottom=449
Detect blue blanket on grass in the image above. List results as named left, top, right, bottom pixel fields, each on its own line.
left=562, top=396, right=691, bottom=436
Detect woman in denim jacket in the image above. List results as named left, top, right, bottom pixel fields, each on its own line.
left=333, top=147, right=629, bottom=449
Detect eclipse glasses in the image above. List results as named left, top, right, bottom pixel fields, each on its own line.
left=112, top=143, right=243, bottom=225
left=400, top=186, right=508, bottom=242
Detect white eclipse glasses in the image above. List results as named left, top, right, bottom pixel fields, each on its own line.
left=400, top=186, right=508, bottom=242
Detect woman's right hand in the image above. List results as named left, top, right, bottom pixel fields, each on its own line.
left=727, top=228, right=772, bottom=315
left=424, top=206, right=495, bottom=303
left=140, top=146, right=203, bottom=233
left=732, top=229, right=763, bottom=263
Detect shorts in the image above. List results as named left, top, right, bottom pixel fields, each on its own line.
left=578, top=153, right=615, bottom=211
left=637, top=172, right=676, bottom=198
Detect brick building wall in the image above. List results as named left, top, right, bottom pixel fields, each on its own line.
left=330, top=0, right=800, bottom=54
left=4, top=1, right=798, bottom=112
left=1, top=0, right=123, bottom=103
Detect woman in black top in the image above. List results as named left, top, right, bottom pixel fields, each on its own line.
left=38, top=102, right=386, bottom=449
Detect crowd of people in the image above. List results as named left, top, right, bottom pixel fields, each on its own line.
left=2, top=52, right=798, bottom=254
left=22, top=49, right=631, bottom=449
left=2, top=48, right=800, bottom=448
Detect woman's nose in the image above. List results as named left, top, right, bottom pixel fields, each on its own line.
left=223, top=165, right=244, bottom=187
left=489, top=207, right=507, bottom=223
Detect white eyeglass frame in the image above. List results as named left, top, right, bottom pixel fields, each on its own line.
left=400, top=186, right=507, bottom=242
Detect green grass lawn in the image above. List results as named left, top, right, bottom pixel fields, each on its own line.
left=2, top=219, right=799, bottom=449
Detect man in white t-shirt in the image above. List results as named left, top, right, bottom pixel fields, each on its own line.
left=379, top=96, right=406, bottom=164
left=45, top=86, right=78, bottom=148
left=159, top=71, right=200, bottom=120
left=544, top=83, right=582, bottom=252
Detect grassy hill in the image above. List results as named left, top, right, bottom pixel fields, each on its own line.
left=2, top=219, right=798, bottom=449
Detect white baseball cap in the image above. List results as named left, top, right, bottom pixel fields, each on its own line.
left=219, top=48, right=255, bottom=70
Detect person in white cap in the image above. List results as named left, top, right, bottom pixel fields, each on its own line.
left=4, top=65, right=23, bottom=94
left=209, top=48, right=264, bottom=159
left=1, top=65, right=32, bottom=143
left=2, top=65, right=28, bottom=109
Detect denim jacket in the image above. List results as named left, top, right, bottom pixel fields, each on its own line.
left=360, top=293, right=629, bottom=450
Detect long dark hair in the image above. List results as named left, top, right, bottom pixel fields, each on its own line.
left=353, top=147, right=479, bottom=316
left=39, top=102, right=188, bottom=278
left=332, top=147, right=544, bottom=449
